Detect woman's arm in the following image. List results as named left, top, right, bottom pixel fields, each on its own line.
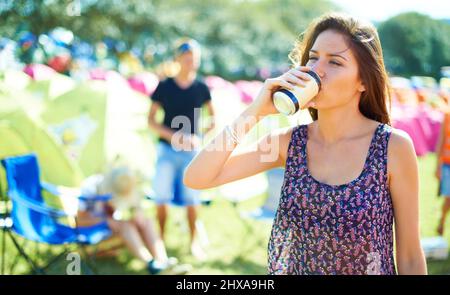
left=184, top=105, right=291, bottom=189
left=183, top=66, right=314, bottom=190
left=388, top=129, right=427, bottom=275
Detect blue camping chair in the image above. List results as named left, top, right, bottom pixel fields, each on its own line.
left=0, top=154, right=112, bottom=274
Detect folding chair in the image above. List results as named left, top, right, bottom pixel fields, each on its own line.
left=0, top=154, right=112, bottom=274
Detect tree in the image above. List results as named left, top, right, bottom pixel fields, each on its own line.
left=0, top=0, right=337, bottom=80
left=378, top=12, right=450, bottom=78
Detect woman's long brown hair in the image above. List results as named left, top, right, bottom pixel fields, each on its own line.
left=289, top=13, right=391, bottom=125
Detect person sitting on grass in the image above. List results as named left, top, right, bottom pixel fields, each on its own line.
left=78, top=166, right=192, bottom=275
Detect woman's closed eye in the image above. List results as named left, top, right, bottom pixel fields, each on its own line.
left=308, top=56, right=342, bottom=66
left=329, top=60, right=342, bottom=66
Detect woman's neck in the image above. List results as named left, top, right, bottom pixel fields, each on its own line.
left=314, top=102, right=369, bottom=145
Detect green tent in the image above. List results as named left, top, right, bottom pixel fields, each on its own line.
left=41, top=80, right=154, bottom=180
left=0, top=70, right=31, bottom=92
left=25, top=72, right=75, bottom=102
left=0, top=89, right=83, bottom=189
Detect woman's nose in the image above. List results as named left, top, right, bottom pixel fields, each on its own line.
left=311, top=62, right=325, bottom=79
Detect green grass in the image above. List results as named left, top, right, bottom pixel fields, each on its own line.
left=417, top=154, right=450, bottom=274
left=2, top=154, right=450, bottom=274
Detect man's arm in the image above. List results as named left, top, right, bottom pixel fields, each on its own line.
left=204, top=100, right=216, bottom=134
left=147, top=101, right=176, bottom=142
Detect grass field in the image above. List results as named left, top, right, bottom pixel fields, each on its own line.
left=1, top=153, right=450, bottom=275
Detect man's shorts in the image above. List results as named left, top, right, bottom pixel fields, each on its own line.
left=152, top=141, right=201, bottom=206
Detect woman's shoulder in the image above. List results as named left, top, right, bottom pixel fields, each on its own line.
left=268, top=125, right=295, bottom=144
left=388, top=126, right=414, bottom=152
left=387, top=126, right=417, bottom=175
left=269, top=123, right=311, bottom=160
left=269, top=126, right=298, bottom=166
left=271, top=122, right=318, bottom=149
left=272, top=122, right=310, bottom=141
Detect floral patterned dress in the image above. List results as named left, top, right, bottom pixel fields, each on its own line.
left=268, top=123, right=396, bottom=275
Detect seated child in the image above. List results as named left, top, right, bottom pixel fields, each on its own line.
left=79, top=166, right=192, bottom=275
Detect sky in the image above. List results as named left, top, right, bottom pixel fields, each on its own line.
left=330, top=0, right=450, bottom=22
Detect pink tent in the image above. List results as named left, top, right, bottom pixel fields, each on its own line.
left=89, top=68, right=109, bottom=80
left=23, top=64, right=56, bottom=80
left=204, top=75, right=243, bottom=99
left=89, top=69, right=129, bottom=87
left=392, top=104, right=444, bottom=156
left=234, top=80, right=264, bottom=104
left=415, top=105, right=444, bottom=152
left=204, top=75, right=233, bottom=90
left=128, top=72, right=159, bottom=96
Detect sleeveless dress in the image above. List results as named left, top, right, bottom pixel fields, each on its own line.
left=267, top=123, right=396, bottom=275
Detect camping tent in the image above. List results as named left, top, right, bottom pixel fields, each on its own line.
left=0, top=69, right=31, bottom=91
left=0, top=89, right=83, bottom=189
left=25, top=72, right=75, bottom=102
left=40, top=79, right=155, bottom=181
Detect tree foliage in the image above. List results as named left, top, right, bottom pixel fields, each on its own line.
left=378, top=12, right=450, bottom=78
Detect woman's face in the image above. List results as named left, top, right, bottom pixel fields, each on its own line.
left=306, top=29, right=365, bottom=109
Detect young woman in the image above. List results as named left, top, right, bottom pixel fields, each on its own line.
left=183, top=13, right=427, bottom=275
